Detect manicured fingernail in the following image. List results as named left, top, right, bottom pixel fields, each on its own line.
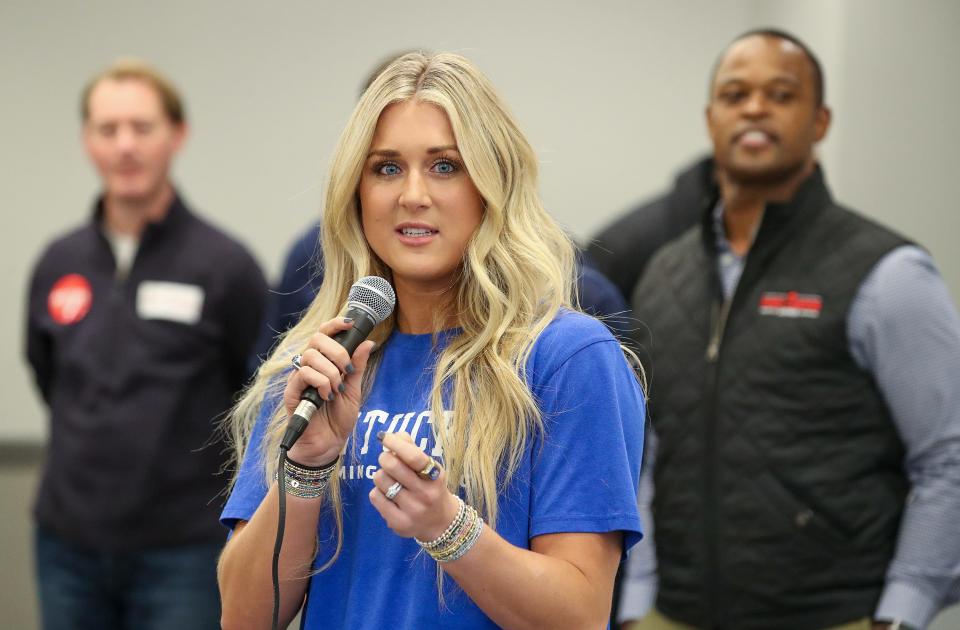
left=376, top=431, right=385, bottom=442
left=327, top=392, right=335, bottom=402
left=345, top=363, right=355, bottom=374
left=338, top=382, right=346, bottom=393
left=343, top=317, right=354, bottom=324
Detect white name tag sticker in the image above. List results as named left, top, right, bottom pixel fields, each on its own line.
left=136, top=281, right=205, bottom=325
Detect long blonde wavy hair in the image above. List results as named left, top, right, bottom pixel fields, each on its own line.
left=227, top=51, right=580, bottom=558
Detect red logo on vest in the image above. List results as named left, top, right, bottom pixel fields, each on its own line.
left=48, top=274, right=93, bottom=325
left=758, top=291, right=823, bottom=319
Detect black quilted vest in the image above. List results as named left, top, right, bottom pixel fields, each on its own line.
left=633, top=170, right=910, bottom=630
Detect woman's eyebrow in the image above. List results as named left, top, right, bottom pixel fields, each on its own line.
left=367, top=145, right=459, bottom=158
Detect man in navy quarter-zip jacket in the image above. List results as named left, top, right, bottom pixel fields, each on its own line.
left=25, top=59, right=266, bottom=630
left=603, top=29, right=960, bottom=630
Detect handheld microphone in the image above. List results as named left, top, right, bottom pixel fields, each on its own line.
left=280, top=276, right=396, bottom=450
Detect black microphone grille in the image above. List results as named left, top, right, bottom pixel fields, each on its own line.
left=347, top=276, right=396, bottom=324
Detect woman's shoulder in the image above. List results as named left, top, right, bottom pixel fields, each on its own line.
left=528, top=309, right=621, bottom=373
left=539, top=308, right=617, bottom=345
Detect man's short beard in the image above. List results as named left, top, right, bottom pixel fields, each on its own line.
left=723, top=158, right=808, bottom=187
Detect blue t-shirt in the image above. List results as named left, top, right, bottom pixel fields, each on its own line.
left=222, top=310, right=645, bottom=628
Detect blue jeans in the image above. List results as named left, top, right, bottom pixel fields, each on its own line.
left=34, top=527, right=222, bottom=630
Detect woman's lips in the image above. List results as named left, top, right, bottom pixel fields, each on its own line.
left=396, top=225, right=438, bottom=245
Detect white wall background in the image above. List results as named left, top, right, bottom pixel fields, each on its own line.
left=1, top=1, right=959, bottom=628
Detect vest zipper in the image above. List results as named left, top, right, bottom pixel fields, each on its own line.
left=704, top=296, right=731, bottom=626
left=706, top=298, right=732, bottom=362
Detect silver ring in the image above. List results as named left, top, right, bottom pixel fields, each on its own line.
left=384, top=481, right=403, bottom=501
left=291, top=353, right=303, bottom=370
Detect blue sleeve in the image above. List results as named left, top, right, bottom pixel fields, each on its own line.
left=274, top=223, right=324, bottom=327
left=847, top=245, right=960, bottom=627
left=247, top=223, right=324, bottom=374
left=618, top=429, right=658, bottom=622
left=220, top=395, right=278, bottom=532
left=528, top=324, right=645, bottom=552
left=578, top=259, right=633, bottom=341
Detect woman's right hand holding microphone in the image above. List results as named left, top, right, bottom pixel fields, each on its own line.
left=282, top=317, right=376, bottom=467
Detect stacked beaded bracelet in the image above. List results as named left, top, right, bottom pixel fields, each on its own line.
left=415, top=496, right=485, bottom=563
left=275, top=455, right=338, bottom=499
left=417, top=498, right=467, bottom=550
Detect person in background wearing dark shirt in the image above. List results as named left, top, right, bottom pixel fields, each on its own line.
left=587, top=156, right=712, bottom=303
left=617, top=29, right=960, bottom=630
left=25, top=59, right=266, bottom=630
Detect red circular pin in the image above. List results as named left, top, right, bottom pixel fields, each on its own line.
left=48, top=274, right=93, bottom=325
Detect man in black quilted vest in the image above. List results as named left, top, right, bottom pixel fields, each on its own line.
left=617, top=29, right=960, bottom=630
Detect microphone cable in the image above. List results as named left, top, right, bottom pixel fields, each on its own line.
left=272, top=447, right=287, bottom=630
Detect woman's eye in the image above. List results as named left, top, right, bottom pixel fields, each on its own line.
left=433, top=159, right=457, bottom=174
left=377, top=163, right=401, bottom=176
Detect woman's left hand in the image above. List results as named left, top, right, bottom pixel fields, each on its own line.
left=370, top=432, right=461, bottom=541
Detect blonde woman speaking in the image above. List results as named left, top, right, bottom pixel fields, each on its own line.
left=217, top=52, right=645, bottom=630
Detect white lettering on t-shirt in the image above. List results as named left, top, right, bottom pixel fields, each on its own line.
left=398, top=412, right=415, bottom=434
left=385, top=412, right=407, bottom=435
left=410, top=411, right=428, bottom=447
left=337, top=464, right=380, bottom=480
left=341, top=407, right=453, bottom=483
left=359, top=410, right=389, bottom=455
